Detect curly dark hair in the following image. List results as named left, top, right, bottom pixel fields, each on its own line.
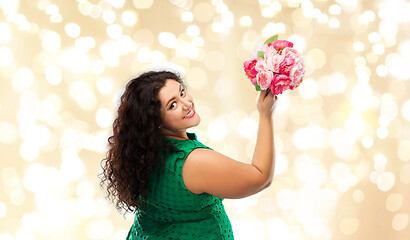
left=100, top=71, right=184, bottom=213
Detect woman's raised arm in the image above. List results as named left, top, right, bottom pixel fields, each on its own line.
left=182, top=90, right=278, bottom=199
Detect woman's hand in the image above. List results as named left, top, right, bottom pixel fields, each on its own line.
left=257, top=90, right=278, bottom=117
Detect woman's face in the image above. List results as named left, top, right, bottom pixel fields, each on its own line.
left=158, top=79, right=200, bottom=138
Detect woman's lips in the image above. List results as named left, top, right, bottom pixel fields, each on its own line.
left=184, top=108, right=195, bottom=119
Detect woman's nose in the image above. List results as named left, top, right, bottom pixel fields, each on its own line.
left=182, top=98, right=192, bottom=110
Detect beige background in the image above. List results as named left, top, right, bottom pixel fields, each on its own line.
left=0, top=0, right=409, bottom=239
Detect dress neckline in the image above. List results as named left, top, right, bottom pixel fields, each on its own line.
left=164, top=132, right=197, bottom=141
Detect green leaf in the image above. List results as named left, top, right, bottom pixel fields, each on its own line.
left=264, top=35, right=279, bottom=45
left=258, top=51, right=265, bottom=58
left=255, top=81, right=262, bottom=91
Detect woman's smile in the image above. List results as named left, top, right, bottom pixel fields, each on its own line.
left=184, top=108, right=195, bottom=119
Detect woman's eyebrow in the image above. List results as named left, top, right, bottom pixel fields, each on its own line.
left=166, top=84, right=182, bottom=107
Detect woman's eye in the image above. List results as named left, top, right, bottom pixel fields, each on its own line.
left=170, top=102, right=176, bottom=109
left=181, top=89, right=186, bottom=97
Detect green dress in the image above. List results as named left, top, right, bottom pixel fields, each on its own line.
left=126, top=132, right=234, bottom=240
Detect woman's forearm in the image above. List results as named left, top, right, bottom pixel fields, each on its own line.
left=251, top=114, right=275, bottom=185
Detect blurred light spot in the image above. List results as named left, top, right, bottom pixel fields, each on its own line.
left=137, top=47, right=151, bottom=62
left=398, top=141, right=410, bottom=161
left=352, top=189, right=364, bottom=203
left=386, top=193, right=403, bottom=212
left=0, top=23, right=11, bottom=43
left=372, top=43, right=385, bottom=55
left=40, top=30, right=61, bottom=52
left=353, top=41, right=365, bottom=52
left=392, top=214, right=409, bottom=231
left=69, top=81, right=97, bottom=110
left=186, top=24, right=200, bottom=36
left=102, top=10, right=116, bottom=24
left=328, top=128, right=353, bottom=158
left=262, top=22, right=286, bottom=38
left=329, top=4, right=341, bottom=15
left=0, top=46, right=13, bottom=67
left=76, top=198, right=97, bottom=218
left=293, top=125, right=328, bottom=150
left=276, top=189, right=296, bottom=210
left=402, top=100, right=410, bottom=121
left=207, top=118, right=227, bottom=141
left=106, top=0, right=125, bottom=8
left=368, top=32, right=381, bottom=43
left=97, top=77, right=113, bottom=95
left=107, top=24, right=122, bottom=39
left=61, top=149, right=85, bottom=182
left=45, top=66, right=62, bottom=86
left=267, top=218, right=289, bottom=239
left=0, top=201, right=6, bottom=218
left=308, top=48, right=326, bottom=69
left=90, top=4, right=102, bottom=18
left=0, top=234, right=13, bottom=240
left=117, top=35, right=137, bottom=54
left=64, top=23, right=80, bottom=38
left=298, top=78, right=318, bottom=99
left=340, top=218, right=359, bottom=235
left=133, top=0, right=153, bottom=9
left=181, top=11, right=194, bottom=22
left=60, top=48, right=90, bottom=73
left=91, top=59, right=106, bottom=74
left=12, top=67, right=35, bottom=92
left=376, top=65, right=388, bottom=77
left=275, top=154, right=288, bottom=175
left=328, top=17, right=340, bottom=28
left=350, top=83, right=372, bottom=111
left=400, top=164, right=410, bottom=184
left=288, top=34, right=306, bottom=53
left=121, top=11, right=137, bottom=26
left=262, top=7, right=274, bottom=18
left=0, top=122, right=18, bottom=144
left=193, top=2, right=214, bottom=22
left=237, top=117, right=257, bottom=139
left=86, top=220, right=114, bottom=239
left=379, top=0, right=410, bottom=22
left=376, top=127, right=388, bottom=139
left=374, top=154, right=387, bottom=172
left=377, top=172, right=395, bottom=191
left=361, top=136, right=373, bottom=149
left=204, top=50, right=225, bottom=71
left=192, top=36, right=204, bottom=47
left=158, top=32, right=177, bottom=48
left=239, top=16, right=252, bottom=26
left=386, top=53, right=410, bottom=80
left=100, top=41, right=119, bottom=66
left=78, top=1, right=92, bottom=15
left=75, top=37, right=96, bottom=53
left=96, top=108, right=112, bottom=128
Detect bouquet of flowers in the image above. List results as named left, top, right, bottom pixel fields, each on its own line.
left=243, top=35, right=305, bottom=95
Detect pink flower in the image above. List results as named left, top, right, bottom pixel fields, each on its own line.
left=244, top=59, right=258, bottom=78
left=266, top=53, right=285, bottom=73
left=256, top=70, right=274, bottom=90
left=270, top=74, right=292, bottom=95
left=269, top=40, right=293, bottom=52
left=255, top=58, right=269, bottom=72
left=289, top=58, right=305, bottom=85
left=278, top=47, right=299, bottom=76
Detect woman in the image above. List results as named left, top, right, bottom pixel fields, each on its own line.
left=100, top=70, right=278, bottom=239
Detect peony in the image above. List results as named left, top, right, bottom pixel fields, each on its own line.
left=270, top=74, right=292, bottom=95
left=268, top=40, right=293, bottom=52
left=256, top=70, right=274, bottom=90
left=266, top=52, right=285, bottom=73
left=278, top=47, right=299, bottom=75
left=244, top=59, right=258, bottom=79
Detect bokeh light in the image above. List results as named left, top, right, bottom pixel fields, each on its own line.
left=1, top=0, right=409, bottom=239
